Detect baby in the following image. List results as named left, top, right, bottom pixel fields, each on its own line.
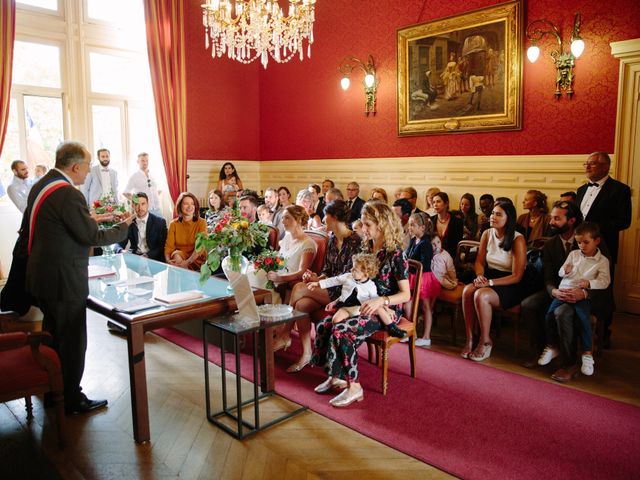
left=308, top=253, right=406, bottom=338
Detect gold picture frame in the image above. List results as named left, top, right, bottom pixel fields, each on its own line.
left=397, top=0, right=523, bottom=136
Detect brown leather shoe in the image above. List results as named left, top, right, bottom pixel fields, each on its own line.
left=521, top=357, right=539, bottom=369
left=551, top=364, right=579, bottom=383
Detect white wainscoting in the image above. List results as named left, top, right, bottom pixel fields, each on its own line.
left=187, top=154, right=603, bottom=214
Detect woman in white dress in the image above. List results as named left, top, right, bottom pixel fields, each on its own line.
left=268, top=205, right=317, bottom=304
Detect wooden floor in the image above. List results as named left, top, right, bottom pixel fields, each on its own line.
left=1, top=310, right=639, bottom=480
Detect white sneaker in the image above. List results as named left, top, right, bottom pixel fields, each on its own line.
left=537, top=346, right=559, bottom=365
left=581, top=354, right=595, bottom=376
left=415, top=338, right=432, bottom=347
left=400, top=337, right=409, bottom=343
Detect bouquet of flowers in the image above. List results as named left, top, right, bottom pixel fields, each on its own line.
left=92, top=193, right=128, bottom=228
left=196, top=203, right=269, bottom=283
left=252, top=249, right=286, bottom=290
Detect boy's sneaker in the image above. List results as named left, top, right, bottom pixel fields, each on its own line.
left=387, top=323, right=407, bottom=338
left=537, top=346, right=559, bottom=365
left=581, top=354, right=594, bottom=376
left=415, top=338, right=431, bottom=347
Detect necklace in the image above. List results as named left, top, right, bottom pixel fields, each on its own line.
left=438, top=214, right=449, bottom=224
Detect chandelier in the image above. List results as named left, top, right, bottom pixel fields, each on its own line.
left=201, top=0, right=316, bottom=69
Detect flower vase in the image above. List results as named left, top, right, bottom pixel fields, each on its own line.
left=221, top=249, right=249, bottom=291
left=102, top=244, right=115, bottom=257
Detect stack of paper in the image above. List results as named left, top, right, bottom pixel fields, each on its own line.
left=154, top=290, right=204, bottom=304
left=88, top=265, right=116, bottom=279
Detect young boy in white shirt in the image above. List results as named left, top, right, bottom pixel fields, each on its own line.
left=538, top=222, right=610, bottom=376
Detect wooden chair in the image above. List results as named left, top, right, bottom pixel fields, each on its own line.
left=266, top=225, right=280, bottom=251
left=365, top=259, right=422, bottom=395
left=304, top=230, right=328, bottom=276
left=435, top=240, right=480, bottom=345
left=0, top=331, right=64, bottom=446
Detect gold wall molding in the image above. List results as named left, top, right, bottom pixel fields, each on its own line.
left=187, top=154, right=609, bottom=214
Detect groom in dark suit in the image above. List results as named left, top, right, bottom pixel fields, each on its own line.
left=576, top=151, right=631, bottom=267
left=114, top=192, right=167, bottom=261
left=21, top=141, right=132, bottom=414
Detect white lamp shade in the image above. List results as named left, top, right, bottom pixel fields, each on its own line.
left=364, top=73, right=375, bottom=88
left=527, top=45, right=540, bottom=63
left=571, top=38, right=585, bottom=58
left=340, top=77, right=350, bottom=90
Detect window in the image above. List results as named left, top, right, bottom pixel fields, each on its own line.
left=2, top=0, right=165, bottom=206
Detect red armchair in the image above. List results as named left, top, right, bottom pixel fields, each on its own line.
left=0, top=331, right=65, bottom=446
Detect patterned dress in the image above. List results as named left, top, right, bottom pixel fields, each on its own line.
left=322, top=232, right=363, bottom=301
left=312, top=247, right=408, bottom=382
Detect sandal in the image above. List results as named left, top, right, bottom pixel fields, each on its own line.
left=460, top=340, right=473, bottom=359
left=286, top=355, right=312, bottom=373
left=470, top=342, right=493, bottom=362
left=273, top=335, right=291, bottom=353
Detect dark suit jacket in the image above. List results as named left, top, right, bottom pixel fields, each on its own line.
left=576, top=177, right=631, bottom=263
left=23, top=169, right=128, bottom=301
left=430, top=214, right=464, bottom=258
left=315, top=198, right=326, bottom=219
left=347, top=197, right=365, bottom=225
left=114, top=213, right=167, bottom=262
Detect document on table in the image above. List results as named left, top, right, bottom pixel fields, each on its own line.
left=88, top=265, right=116, bottom=279
left=105, top=276, right=155, bottom=287
left=231, top=274, right=260, bottom=320
left=154, top=290, right=204, bottom=304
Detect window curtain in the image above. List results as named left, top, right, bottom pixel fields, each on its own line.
left=0, top=0, right=16, bottom=161
left=143, top=0, right=187, bottom=204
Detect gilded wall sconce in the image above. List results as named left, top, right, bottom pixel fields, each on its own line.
left=339, top=55, right=378, bottom=116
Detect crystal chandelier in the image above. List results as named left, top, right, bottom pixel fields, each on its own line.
left=201, top=0, right=316, bottom=69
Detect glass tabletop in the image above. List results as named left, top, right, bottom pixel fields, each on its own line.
left=204, top=310, right=309, bottom=335
left=88, top=253, right=233, bottom=319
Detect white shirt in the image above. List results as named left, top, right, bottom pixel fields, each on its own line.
left=7, top=176, right=33, bottom=213
left=320, top=273, right=379, bottom=305
left=580, top=175, right=608, bottom=219
left=125, top=170, right=161, bottom=213
left=100, top=168, right=113, bottom=196
left=558, top=248, right=610, bottom=290
left=485, top=229, right=523, bottom=272
left=136, top=213, right=150, bottom=254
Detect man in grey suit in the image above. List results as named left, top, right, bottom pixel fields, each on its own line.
left=22, top=141, right=132, bottom=414
left=82, top=148, right=119, bottom=205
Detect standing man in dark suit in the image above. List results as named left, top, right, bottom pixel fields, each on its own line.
left=576, top=152, right=631, bottom=268
left=576, top=151, right=631, bottom=344
left=114, top=192, right=167, bottom=262
left=23, top=141, right=132, bottom=414
left=346, top=181, right=365, bottom=225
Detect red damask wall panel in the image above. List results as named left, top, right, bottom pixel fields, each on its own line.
left=185, top=0, right=260, bottom=160
left=185, top=0, right=640, bottom=161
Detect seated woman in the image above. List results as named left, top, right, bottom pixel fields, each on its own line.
left=368, top=187, right=388, bottom=204
left=312, top=201, right=410, bottom=408
left=217, top=162, right=243, bottom=204
left=165, top=192, right=207, bottom=270
left=461, top=198, right=526, bottom=361
left=453, top=192, right=479, bottom=240
left=296, top=189, right=323, bottom=230
left=266, top=205, right=317, bottom=305
left=430, top=191, right=464, bottom=258
left=204, top=189, right=225, bottom=227
left=517, top=189, right=551, bottom=244
left=284, top=200, right=362, bottom=373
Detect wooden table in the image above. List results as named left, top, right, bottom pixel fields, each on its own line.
left=87, top=254, right=271, bottom=443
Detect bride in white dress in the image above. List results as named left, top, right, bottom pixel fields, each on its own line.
left=249, top=205, right=317, bottom=304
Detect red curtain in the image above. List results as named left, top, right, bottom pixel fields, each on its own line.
left=0, top=0, right=16, bottom=159
left=143, top=0, right=187, bottom=204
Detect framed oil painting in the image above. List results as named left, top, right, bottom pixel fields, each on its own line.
left=397, top=0, right=522, bottom=136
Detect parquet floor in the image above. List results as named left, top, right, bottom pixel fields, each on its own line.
left=1, top=310, right=638, bottom=480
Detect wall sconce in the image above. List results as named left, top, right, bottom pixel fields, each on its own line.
left=339, top=55, right=377, bottom=116
left=526, top=12, right=584, bottom=99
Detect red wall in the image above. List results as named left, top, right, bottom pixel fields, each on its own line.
left=185, top=0, right=640, bottom=161
left=185, top=0, right=260, bottom=160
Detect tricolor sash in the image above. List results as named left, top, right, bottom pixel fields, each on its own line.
left=28, top=178, right=71, bottom=254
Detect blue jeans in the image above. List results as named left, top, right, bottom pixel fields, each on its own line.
left=546, top=298, right=592, bottom=353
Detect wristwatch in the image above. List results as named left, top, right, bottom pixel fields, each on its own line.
left=489, top=279, right=494, bottom=287
left=383, top=296, right=390, bottom=306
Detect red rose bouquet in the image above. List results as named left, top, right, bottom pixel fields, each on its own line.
left=252, top=249, right=286, bottom=289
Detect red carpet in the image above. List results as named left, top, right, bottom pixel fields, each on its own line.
left=155, top=327, right=640, bottom=479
